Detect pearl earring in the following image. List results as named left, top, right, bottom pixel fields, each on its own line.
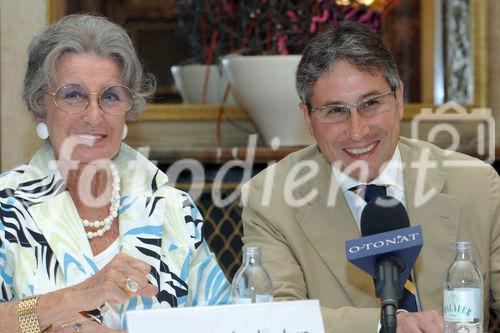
left=122, top=124, right=128, bottom=140
left=36, top=122, right=49, bottom=140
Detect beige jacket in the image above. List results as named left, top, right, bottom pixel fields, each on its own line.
left=242, top=137, right=500, bottom=333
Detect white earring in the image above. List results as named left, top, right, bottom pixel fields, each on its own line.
left=36, top=122, right=49, bottom=140
left=122, top=124, right=128, bottom=140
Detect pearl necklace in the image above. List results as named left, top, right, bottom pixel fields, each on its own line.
left=82, top=163, right=120, bottom=239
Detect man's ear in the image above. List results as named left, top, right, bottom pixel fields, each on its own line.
left=299, top=102, right=314, bottom=136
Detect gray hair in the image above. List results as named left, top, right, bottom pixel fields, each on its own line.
left=296, top=21, right=400, bottom=107
left=23, top=14, right=155, bottom=120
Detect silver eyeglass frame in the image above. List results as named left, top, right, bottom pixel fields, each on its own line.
left=306, top=90, right=395, bottom=123
left=48, top=83, right=135, bottom=115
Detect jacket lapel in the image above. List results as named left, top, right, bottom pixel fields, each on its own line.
left=113, top=145, right=169, bottom=308
left=28, top=192, right=97, bottom=287
left=294, top=148, right=377, bottom=307
left=22, top=146, right=97, bottom=289
left=399, top=139, right=459, bottom=310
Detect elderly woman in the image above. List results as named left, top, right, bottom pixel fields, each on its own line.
left=0, top=14, right=230, bottom=333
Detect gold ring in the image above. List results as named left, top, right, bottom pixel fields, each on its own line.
left=61, top=322, right=82, bottom=333
left=122, top=277, right=140, bottom=295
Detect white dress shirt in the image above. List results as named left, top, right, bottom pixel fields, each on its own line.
left=332, top=146, right=407, bottom=230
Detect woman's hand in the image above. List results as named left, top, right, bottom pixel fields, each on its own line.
left=33, top=253, right=157, bottom=332
left=64, top=253, right=158, bottom=313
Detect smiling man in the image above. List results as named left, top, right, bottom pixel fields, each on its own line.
left=241, top=22, right=500, bottom=333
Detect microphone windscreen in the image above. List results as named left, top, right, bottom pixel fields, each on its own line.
left=360, top=196, right=410, bottom=236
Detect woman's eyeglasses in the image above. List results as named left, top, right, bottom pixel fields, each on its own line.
left=48, top=83, right=135, bottom=115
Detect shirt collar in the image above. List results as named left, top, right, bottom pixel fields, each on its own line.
left=332, top=146, right=404, bottom=193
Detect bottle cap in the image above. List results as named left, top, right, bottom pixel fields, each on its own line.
left=243, top=246, right=261, bottom=255
left=455, top=241, right=471, bottom=251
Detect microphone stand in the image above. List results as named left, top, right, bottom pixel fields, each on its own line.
left=376, top=256, right=404, bottom=333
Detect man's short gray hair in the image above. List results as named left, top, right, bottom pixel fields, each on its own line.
left=23, top=14, right=155, bottom=120
left=296, top=21, right=400, bottom=107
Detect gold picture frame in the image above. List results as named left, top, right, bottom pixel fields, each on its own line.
left=47, top=0, right=488, bottom=122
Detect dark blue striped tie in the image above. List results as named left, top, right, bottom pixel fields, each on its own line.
left=350, top=184, right=418, bottom=312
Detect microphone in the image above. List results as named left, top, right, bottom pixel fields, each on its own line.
left=345, top=196, right=423, bottom=333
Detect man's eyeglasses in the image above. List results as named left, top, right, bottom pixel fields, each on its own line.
left=307, top=91, right=395, bottom=124
left=49, top=83, right=135, bottom=115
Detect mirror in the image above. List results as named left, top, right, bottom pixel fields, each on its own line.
left=47, top=0, right=488, bottom=121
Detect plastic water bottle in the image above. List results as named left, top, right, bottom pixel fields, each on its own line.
left=231, top=246, right=273, bottom=304
left=443, top=241, right=483, bottom=333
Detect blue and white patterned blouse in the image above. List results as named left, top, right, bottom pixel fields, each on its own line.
left=0, top=143, right=231, bottom=328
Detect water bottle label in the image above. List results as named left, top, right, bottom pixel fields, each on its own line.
left=443, top=288, right=482, bottom=322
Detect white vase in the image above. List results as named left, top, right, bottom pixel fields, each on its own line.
left=221, top=55, right=313, bottom=147
left=170, top=64, right=236, bottom=104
